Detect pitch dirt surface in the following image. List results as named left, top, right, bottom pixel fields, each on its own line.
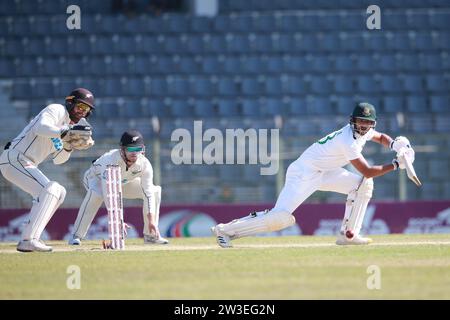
left=1, top=234, right=450, bottom=299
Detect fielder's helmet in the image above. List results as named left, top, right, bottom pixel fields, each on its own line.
left=120, top=130, right=144, bottom=147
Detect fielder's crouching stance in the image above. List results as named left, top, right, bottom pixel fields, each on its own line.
left=0, top=88, right=95, bottom=252
left=68, top=130, right=169, bottom=245
left=212, top=103, right=415, bottom=247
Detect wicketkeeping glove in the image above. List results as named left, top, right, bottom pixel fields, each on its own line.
left=61, top=118, right=94, bottom=150
left=67, top=136, right=95, bottom=150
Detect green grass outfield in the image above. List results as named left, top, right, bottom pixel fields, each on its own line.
left=1, top=234, right=450, bottom=299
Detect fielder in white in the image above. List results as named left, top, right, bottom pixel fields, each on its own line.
left=68, top=129, right=169, bottom=245
left=0, top=88, right=95, bottom=252
left=212, top=103, right=415, bottom=247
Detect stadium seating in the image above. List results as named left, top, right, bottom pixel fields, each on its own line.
left=1, top=0, right=449, bottom=204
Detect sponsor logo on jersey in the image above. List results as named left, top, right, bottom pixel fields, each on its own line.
left=50, top=137, right=63, bottom=151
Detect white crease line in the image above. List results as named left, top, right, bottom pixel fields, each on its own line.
left=1, top=240, right=450, bottom=253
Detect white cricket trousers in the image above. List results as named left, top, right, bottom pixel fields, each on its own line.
left=215, top=159, right=369, bottom=240
left=0, top=149, right=50, bottom=198
left=273, top=159, right=363, bottom=214
left=0, top=149, right=66, bottom=241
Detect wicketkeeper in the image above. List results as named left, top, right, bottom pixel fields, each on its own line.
left=0, top=88, right=95, bottom=252
left=212, top=102, right=416, bottom=247
left=68, top=129, right=169, bottom=245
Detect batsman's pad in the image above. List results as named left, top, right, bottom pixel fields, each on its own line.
left=22, top=181, right=66, bottom=240
left=216, top=209, right=295, bottom=239
left=341, top=178, right=373, bottom=239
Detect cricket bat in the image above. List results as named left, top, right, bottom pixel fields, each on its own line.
left=404, top=156, right=422, bottom=187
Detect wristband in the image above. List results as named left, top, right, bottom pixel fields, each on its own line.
left=61, top=126, right=70, bottom=139
left=392, top=159, right=399, bottom=170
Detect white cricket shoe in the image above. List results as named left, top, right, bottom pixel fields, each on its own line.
left=336, top=234, right=373, bottom=246
left=211, top=225, right=232, bottom=248
left=144, top=234, right=169, bottom=244
left=17, top=239, right=53, bottom=252
left=68, top=237, right=81, bottom=245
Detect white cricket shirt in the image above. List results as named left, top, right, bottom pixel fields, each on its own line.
left=88, top=149, right=155, bottom=196
left=297, top=124, right=375, bottom=171
left=8, top=104, right=71, bottom=165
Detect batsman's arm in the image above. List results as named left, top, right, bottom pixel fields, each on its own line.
left=350, top=156, right=396, bottom=179
left=370, top=131, right=394, bottom=149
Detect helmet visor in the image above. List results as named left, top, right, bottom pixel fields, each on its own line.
left=126, top=146, right=144, bottom=153
left=75, top=102, right=91, bottom=113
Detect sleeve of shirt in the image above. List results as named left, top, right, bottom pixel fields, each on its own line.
left=140, top=158, right=154, bottom=196
left=366, top=128, right=376, bottom=141
left=96, top=152, right=114, bottom=178
left=33, top=105, right=67, bottom=138
left=52, top=148, right=72, bottom=165
left=342, top=141, right=362, bottom=161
